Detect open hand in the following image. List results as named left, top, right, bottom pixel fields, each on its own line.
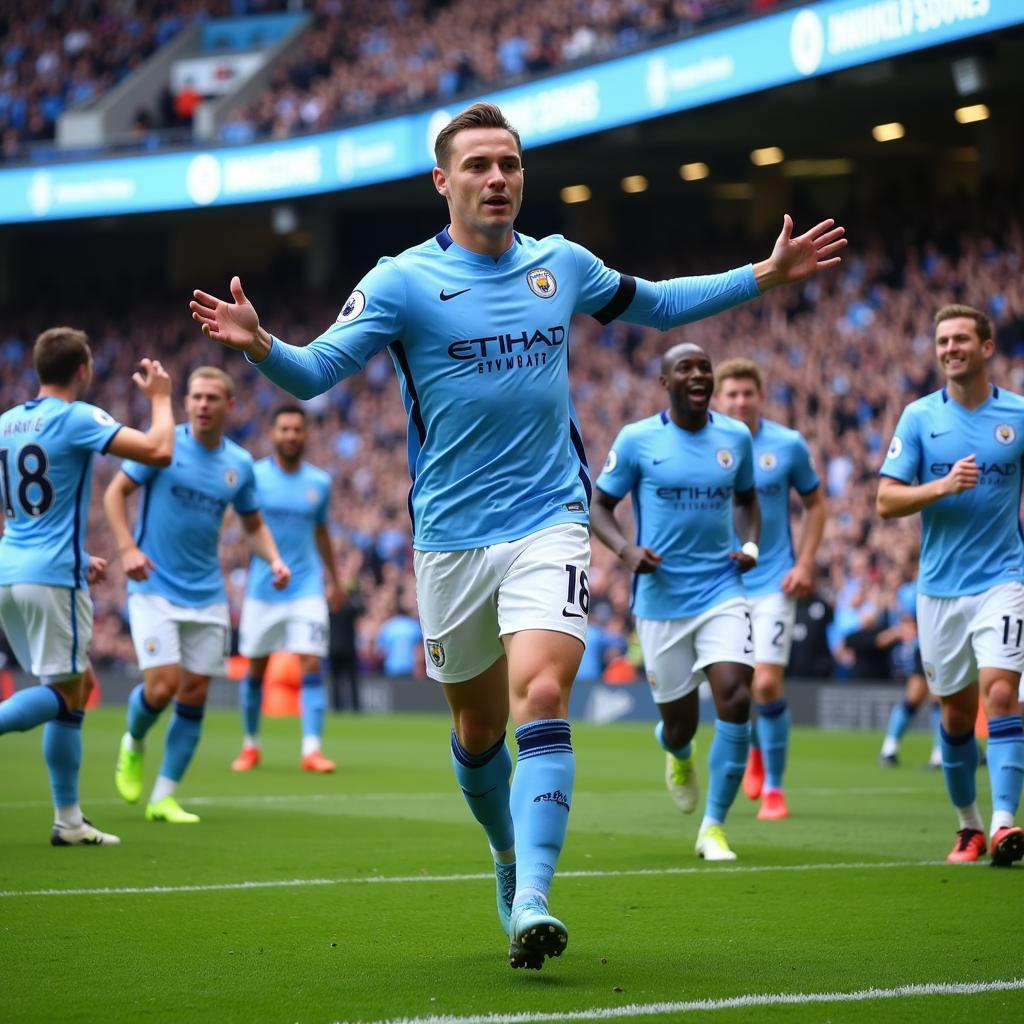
left=132, top=358, right=171, bottom=398
left=190, top=276, right=261, bottom=352
left=756, top=215, right=847, bottom=290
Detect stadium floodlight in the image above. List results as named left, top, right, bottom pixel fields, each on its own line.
left=954, top=104, right=990, bottom=125
left=750, top=147, right=784, bottom=167
left=621, top=175, right=648, bottom=194
left=872, top=122, right=905, bottom=142
left=560, top=184, right=591, bottom=204
left=679, top=162, right=709, bottom=181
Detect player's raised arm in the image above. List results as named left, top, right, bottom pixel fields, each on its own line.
left=751, top=215, right=846, bottom=292
left=104, top=359, right=175, bottom=466
left=190, top=266, right=403, bottom=401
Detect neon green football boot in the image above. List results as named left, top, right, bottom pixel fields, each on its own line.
left=114, top=733, right=144, bottom=804
left=145, top=796, right=200, bottom=824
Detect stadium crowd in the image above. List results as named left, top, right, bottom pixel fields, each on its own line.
left=2, top=0, right=776, bottom=160
left=2, top=210, right=1023, bottom=682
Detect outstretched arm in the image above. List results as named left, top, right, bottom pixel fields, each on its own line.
left=610, top=216, right=846, bottom=331
left=190, top=270, right=401, bottom=400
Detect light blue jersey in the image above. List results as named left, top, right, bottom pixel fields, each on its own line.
left=597, top=410, right=755, bottom=619
left=742, top=419, right=820, bottom=598
left=881, top=386, right=1024, bottom=597
left=250, top=228, right=760, bottom=551
left=122, top=424, right=259, bottom=607
left=0, top=397, right=121, bottom=589
left=246, top=458, right=330, bottom=603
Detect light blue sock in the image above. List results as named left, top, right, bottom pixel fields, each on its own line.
left=510, top=719, right=574, bottom=909
left=159, top=702, right=204, bottom=783
left=940, top=725, right=978, bottom=809
left=748, top=715, right=760, bottom=751
left=0, top=685, right=64, bottom=734
left=704, top=719, right=750, bottom=824
left=929, top=702, right=942, bottom=748
left=986, top=715, right=1024, bottom=819
left=300, top=673, right=326, bottom=739
left=240, top=674, right=263, bottom=738
left=886, top=699, right=918, bottom=742
left=451, top=731, right=515, bottom=855
left=42, top=709, right=84, bottom=808
left=756, top=699, right=790, bottom=791
left=655, top=719, right=691, bottom=760
left=127, top=684, right=163, bottom=742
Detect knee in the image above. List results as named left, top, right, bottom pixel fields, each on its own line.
left=716, top=674, right=752, bottom=723
left=984, top=677, right=1018, bottom=718
left=454, top=713, right=506, bottom=754
left=178, top=678, right=210, bottom=706
left=941, top=703, right=975, bottom=737
left=144, top=673, right=178, bottom=708
left=517, top=674, right=566, bottom=722
left=751, top=672, right=781, bottom=704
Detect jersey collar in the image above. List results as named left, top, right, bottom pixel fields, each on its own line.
left=435, top=225, right=521, bottom=267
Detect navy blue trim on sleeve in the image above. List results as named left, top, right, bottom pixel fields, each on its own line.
left=100, top=425, right=123, bottom=454
left=593, top=275, right=637, bottom=326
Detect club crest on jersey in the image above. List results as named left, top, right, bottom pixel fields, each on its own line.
left=224, top=468, right=238, bottom=487
left=603, top=450, right=618, bottom=473
left=93, top=408, right=115, bottom=427
left=923, top=661, right=936, bottom=682
left=336, top=290, right=365, bottom=323
left=886, top=436, right=903, bottom=460
left=758, top=452, right=778, bottom=471
left=716, top=448, right=734, bottom=469
left=527, top=267, right=557, bottom=298
left=426, top=638, right=446, bottom=668
left=144, top=637, right=160, bottom=655
left=995, top=423, right=1016, bottom=445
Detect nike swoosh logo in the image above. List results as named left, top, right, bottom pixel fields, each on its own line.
left=930, top=431, right=951, bottom=438
left=440, top=288, right=471, bottom=301
left=653, top=457, right=671, bottom=465
left=562, top=608, right=583, bottom=619
left=461, top=787, right=497, bottom=799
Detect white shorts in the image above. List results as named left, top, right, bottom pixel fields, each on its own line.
left=239, top=595, right=329, bottom=658
left=128, top=593, right=230, bottom=676
left=0, top=584, right=92, bottom=682
left=413, top=523, right=590, bottom=683
left=917, top=582, right=1024, bottom=698
left=637, top=596, right=755, bottom=704
left=750, top=591, right=797, bottom=667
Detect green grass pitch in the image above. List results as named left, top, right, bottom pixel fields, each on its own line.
left=0, top=709, right=1020, bottom=1024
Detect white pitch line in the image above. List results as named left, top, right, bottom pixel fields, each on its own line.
left=0, top=785, right=926, bottom=812
left=332, top=978, right=1024, bottom=1024
left=0, top=858, right=952, bottom=899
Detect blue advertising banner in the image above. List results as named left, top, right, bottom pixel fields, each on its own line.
left=1, top=0, right=1016, bottom=223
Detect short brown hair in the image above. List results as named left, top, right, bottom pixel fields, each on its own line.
left=714, top=357, right=762, bottom=393
left=33, top=327, right=91, bottom=386
left=433, top=102, right=522, bottom=170
left=934, top=303, right=992, bottom=342
left=187, top=366, right=234, bottom=398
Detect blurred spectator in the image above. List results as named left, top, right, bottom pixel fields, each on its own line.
left=375, top=600, right=423, bottom=677
left=328, top=582, right=365, bottom=710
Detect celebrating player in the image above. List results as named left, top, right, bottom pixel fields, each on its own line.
left=105, top=367, right=290, bottom=824
left=592, top=343, right=759, bottom=861
left=714, top=358, right=825, bottom=820
left=189, top=102, right=845, bottom=966
left=878, top=304, right=1024, bottom=866
left=233, top=404, right=340, bottom=774
left=0, top=327, right=174, bottom=845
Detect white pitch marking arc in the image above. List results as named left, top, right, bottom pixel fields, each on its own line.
left=0, top=858, right=955, bottom=899
left=331, top=978, right=1024, bottom=1024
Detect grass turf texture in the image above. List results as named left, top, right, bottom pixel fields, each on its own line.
left=0, top=710, right=1020, bottom=1024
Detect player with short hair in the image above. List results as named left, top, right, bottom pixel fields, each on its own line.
left=233, top=404, right=340, bottom=774
left=189, top=101, right=845, bottom=966
left=592, top=343, right=759, bottom=861
left=714, top=357, right=825, bottom=820
left=0, top=326, right=175, bottom=845
left=105, top=366, right=291, bottom=823
left=878, top=303, right=1024, bottom=866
